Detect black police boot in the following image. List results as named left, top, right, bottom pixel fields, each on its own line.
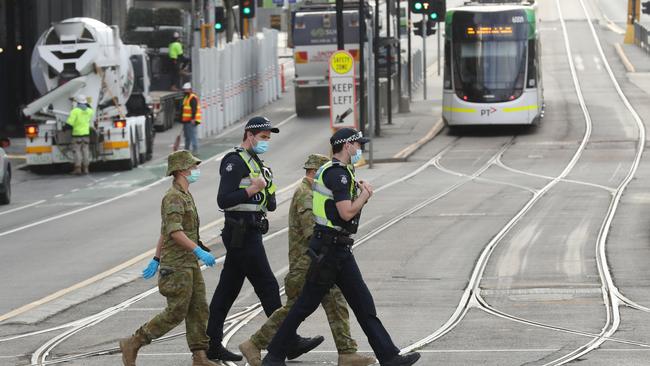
left=261, top=354, right=287, bottom=366
left=381, top=352, right=421, bottom=366
left=286, top=335, right=325, bottom=360
left=206, top=343, right=243, bottom=362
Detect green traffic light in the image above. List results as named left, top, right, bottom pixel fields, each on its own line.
left=243, top=7, right=251, bottom=14
left=414, top=2, right=422, bottom=10
left=429, top=13, right=438, bottom=20
left=215, top=23, right=223, bottom=30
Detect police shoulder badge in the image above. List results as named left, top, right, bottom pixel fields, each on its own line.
left=340, top=175, right=348, bottom=185
left=225, top=163, right=234, bottom=172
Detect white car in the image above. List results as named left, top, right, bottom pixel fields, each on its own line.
left=0, top=137, right=11, bottom=204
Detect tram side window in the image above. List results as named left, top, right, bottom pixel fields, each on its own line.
left=444, top=41, right=452, bottom=90
left=527, top=39, right=537, bottom=89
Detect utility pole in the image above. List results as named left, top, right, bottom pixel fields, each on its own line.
left=396, top=0, right=404, bottom=112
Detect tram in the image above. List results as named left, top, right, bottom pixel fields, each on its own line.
left=442, top=3, right=544, bottom=126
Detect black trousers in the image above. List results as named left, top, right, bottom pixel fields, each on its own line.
left=266, top=236, right=400, bottom=363
left=206, top=222, right=282, bottom=345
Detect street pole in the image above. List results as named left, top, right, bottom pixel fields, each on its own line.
left=385, top=0, right=392, bottom=124
left=359, top=0, right=366, bottom=134
left=437, top=22, right=441, bottom=76
left=336, top=0, right=344, bottom=50
left=374, top=0, right=381, bottom=136
left=396, top=0, right=403, bottom=113
left=407, top=8, right=412, bottom=100
left=422, top=14, right=427, bottom=100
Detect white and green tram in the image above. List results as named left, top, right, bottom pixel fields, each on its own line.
left=442, top=4, right=544, bottom=126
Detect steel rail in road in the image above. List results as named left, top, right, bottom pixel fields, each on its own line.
left=400, top=0, right=648, bottom=363
left=28, top=134, right=523, bottom=365
left=540, top=0, right=647, bottom=364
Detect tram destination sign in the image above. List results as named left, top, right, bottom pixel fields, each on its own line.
left=328, top=50, right=357, bottom=129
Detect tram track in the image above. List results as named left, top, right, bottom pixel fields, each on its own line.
left=26, top=135, right=524, bottom=365
left=399, top=0, right=646, bottom=363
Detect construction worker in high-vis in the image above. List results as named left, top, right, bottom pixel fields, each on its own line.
left=66, top=94, right=94, bottom=175
left=181, top=83, right=202, bottom=155
left=169, top=32, right=185, bottom=90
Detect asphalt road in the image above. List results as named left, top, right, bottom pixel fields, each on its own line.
left=3, top=0, right=650, bottom=365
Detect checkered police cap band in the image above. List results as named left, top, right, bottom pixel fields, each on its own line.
left=332, top=131, right=364, bottom=146
left=246, top=118, right=272, bottom=130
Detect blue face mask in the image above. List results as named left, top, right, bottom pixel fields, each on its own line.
left=78, top=104, right=88, bottom=110
left=187, top=169, right=201, bottom=184
left=350, top=146, right=362, bottom=164
left=253, top=140, right=269, bottom=154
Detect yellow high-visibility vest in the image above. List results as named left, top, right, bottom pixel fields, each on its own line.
left=181, top=93, right=202, bottom=124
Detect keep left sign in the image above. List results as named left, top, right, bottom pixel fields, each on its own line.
left=329, top=50, right=357, bottom=129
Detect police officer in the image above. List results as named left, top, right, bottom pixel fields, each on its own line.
left=119, top=150, right=221, bottom=366
left=239, top=153, right=376, bottom=366
left=67, top=94, right=94, bottom=175
left=261, top=128, right=421, bottom=366
left=206, top=116, right=324, bottom=362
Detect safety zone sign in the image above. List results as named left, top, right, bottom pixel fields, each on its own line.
left=329, top=50, right=357, bottom=129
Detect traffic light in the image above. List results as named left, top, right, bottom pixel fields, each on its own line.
left=428, top=0, right=445, bottom=22
left=240, top=0, right=255, bottom=18
left=215, top=6, right=226, bottom=33
left=409, top=0, right=445, bottom=22
left=643, top=1, right=650, bottom=15
left=413, top=19, right=436, bottom=37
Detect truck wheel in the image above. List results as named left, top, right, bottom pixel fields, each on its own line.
left=0, top=168, right=11, bottom=205
left=295, top=88, right=315, bottom=117
left=136, top=129, right=146, bottom=164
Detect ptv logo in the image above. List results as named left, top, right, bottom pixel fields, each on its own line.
left=481, top=107, right=497, bottom=117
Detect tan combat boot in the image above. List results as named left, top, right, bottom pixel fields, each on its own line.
left=239, top=339, right=262, bottom=366
left=71, top=166, right=82, bottom=175
left=192, top=350, right=224, bottom=366
left=338, top=352, right=378, bottom=366
left=119, top=335, right=145, bottom=366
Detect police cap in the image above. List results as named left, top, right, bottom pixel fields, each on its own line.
left=245, top=116, right=279, bottom=133
left=166, top=150, right=201, bottom=176
left=330, top=128, right=369, bottom=146
left=304, top=153, right=330, bottom=170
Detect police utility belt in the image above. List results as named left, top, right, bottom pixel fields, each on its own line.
left=314, top=230, right=354, bottom=248
left=225, top=213, right=269, bottom=248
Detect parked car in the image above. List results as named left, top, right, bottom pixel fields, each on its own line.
left=0, top=137, right=11, bottom=204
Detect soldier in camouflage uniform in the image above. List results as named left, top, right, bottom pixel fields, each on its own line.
left=238, top=154, right=376, bottom=366
left=119, top=150, right=223, bottom=366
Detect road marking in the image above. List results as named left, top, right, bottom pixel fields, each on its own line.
left=0, top=200, right=46, bottom=216
left=574, top=55, right=585, bottom=71
left=614, top=43, right=636, bottom=73
left=54, top=194, right=63, bottom=198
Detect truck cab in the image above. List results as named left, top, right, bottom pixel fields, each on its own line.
left=292, top=2, right=367, bottom=116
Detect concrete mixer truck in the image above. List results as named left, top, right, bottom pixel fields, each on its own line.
left=22, top=17, right=155, bottom=171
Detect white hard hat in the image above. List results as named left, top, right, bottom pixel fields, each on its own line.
left=174, top=32, right=181, bottom=38
left=75, top=95, right=87, bottom=104
left=182, top=82, right=192, bottom=90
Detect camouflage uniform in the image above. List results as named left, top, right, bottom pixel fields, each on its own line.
left=133, top=150, right=210, bottom=351
left=249, top=154, right=358, bottom=354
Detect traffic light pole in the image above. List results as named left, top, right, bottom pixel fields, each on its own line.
left=407, top=9, right=412, bottom=100
left=437, top=22, right=441, bottom=76
left=359, top=0, right=367, bottom=135
left=374, top=0, right=381, bottom=137
left=422, top=14, right=427, bottom=100
left=336, top=0, right=344, bottom=50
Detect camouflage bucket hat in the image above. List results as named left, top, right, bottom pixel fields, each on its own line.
left=166, top=150, right=201, bottom=176
left=303, top=153, right=330, bottom=170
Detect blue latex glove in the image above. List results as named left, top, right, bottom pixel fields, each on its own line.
left=142, top=259, right=159, bottom=279
left=193, top=247, right=216, bottom=267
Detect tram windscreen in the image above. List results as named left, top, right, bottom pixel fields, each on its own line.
left=452, top=10, right=529, bottom=103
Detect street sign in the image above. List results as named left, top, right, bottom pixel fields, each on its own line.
left=329, top=50, right=357, bottom=129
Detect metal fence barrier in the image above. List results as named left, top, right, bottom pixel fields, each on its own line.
left=192, top=29, right=280, bottom=139
left=634, top=22, right=650, bottom=54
